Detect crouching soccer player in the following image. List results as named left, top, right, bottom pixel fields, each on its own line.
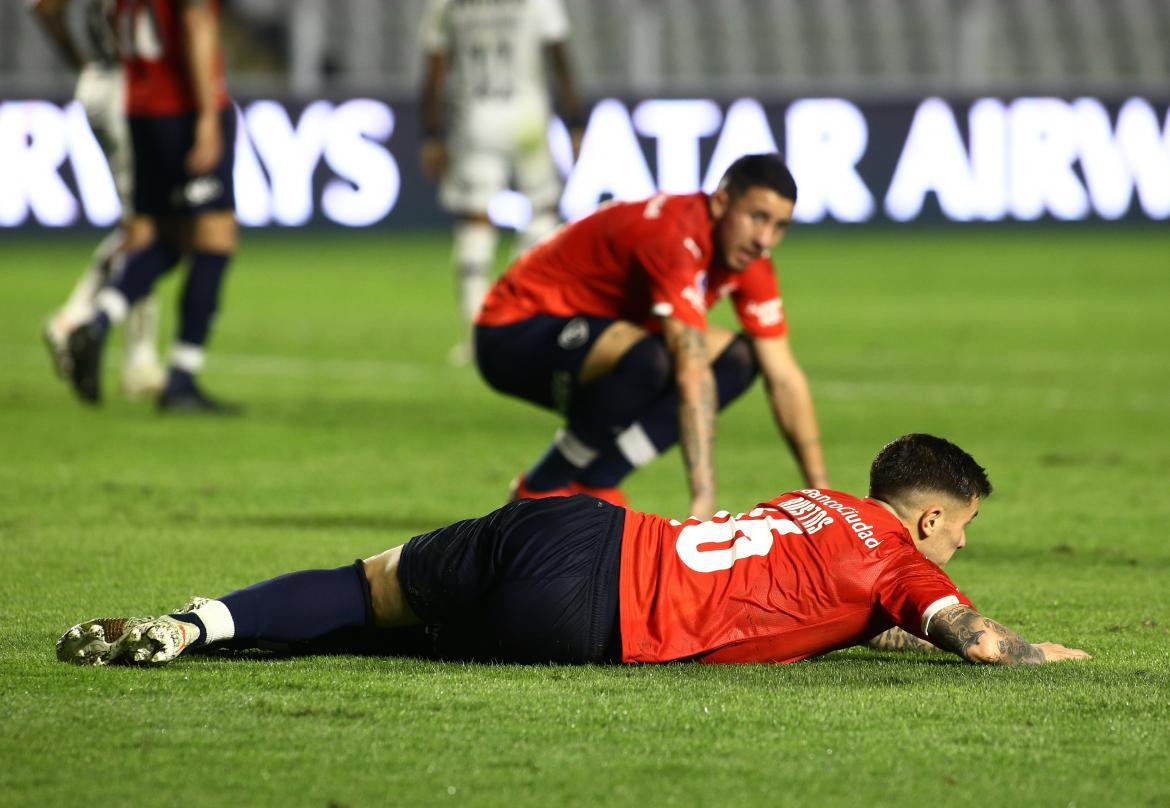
left=57, top=434, right=1089, bottom=667
left=475, top=153, right=826, bottom=519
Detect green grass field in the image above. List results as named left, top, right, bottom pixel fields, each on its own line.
left=1, top=228, right=1168, bottom=807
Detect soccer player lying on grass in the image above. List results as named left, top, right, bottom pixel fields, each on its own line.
left=57, top=434, right=1089, bottom=667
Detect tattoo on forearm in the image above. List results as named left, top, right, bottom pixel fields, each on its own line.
left=929, top=606, right=1045, bottom=664
left=868, top=627, right=937, bottom=653
left=669, top=325, right=717, bottom=497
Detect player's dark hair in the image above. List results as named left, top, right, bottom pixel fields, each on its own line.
left=868, top=434, right=992, bottom=504
left=717, top=153, right=798, bottom=202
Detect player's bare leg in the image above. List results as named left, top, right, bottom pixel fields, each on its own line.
left=363, top=546, right=422, bottom=628
left=449, top=212, right=498, bottom=366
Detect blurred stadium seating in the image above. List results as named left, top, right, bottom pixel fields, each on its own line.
left=2, top=0, right=1168, bottom=96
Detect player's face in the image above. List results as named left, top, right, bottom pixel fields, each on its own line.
left=710, top=186, right=795, bottom=271
left=919, top=496, right=980, bottom=568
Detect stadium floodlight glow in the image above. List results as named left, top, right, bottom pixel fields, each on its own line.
left=560, top=98, right=656, bottom=221
left=1008, top=98, right=1090, bottom=221
left=320, top=99, right=400, bottom=227
left=785, top=98, right=874, bottom=223
left=487, top=189, right=533, bottom=231
left=632, top=99, right=723, bottom=193
left=701, top=98, right=781, bottom=193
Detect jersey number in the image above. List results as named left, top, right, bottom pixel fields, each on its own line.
left=675, top=516, right=802, bottom=573
left=467, top=32, right=514, bottom=99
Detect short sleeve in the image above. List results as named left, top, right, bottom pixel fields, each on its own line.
left=633, top=228, right=708, bottom=331
left=873, top=550, right=974, bottom=640
left=730, top=259, right=787, bottom=338
left=535, top=0, right=571, bottom=41
left=418, top=0, right=449, bottom=53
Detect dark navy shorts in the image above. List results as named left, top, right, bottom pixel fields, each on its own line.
left=397, top=495, right=624, bottom=664
left=474, top=314, right=618, bottom=413
left=130, top=106, right=236, bottom=216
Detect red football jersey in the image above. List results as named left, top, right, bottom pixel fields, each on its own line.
left=619, top=490, right=974, bottom=664
left=116, top=0, right=230, bottom=117
left=477, top=193, right=788, bottom=339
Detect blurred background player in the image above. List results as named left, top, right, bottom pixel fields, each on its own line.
left=418, top=0, right=584, bottom=365
left=475, top=154, right=828, bottom=518
left=64, top=0, right=241, bottom=413
left=32, top=0, right=166, bottom=399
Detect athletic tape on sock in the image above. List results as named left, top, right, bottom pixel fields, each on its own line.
left=615, top=422, right=659, bottom=468
left=554, top=427, right=600, bottom=468
left=170, top=341, right=206, bottom=373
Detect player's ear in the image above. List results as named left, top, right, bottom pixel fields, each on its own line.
left=917, top=505, right=945, bottom=539
left=709, top=189, right=729, bottom=219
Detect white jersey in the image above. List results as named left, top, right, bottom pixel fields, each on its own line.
left=420, top=0, right=570, bottom=148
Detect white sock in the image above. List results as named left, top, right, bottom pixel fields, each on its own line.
left=452, top=221, right=497, bottom=325
left=170, top=342, right=206, bottom=373
left=124, top=296, right=161, bottom=366
left=190, top=600, right=235, bottom=644
left=94, top=288, right=129, bottom=324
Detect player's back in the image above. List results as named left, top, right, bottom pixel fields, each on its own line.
left=619, top=490, right=969, bottom=664
left=478, top=193, right=712, bottom=326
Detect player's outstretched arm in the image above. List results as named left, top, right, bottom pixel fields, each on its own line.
left=868, top=626, right=939, bottom=654
left=662, top=317, right=717, bottom=519
left=927, top=604, right=1090, bottom=665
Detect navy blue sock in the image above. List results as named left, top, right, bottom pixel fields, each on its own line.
left=211, top=561, right=373, bottom=644
left=178, top=252, right=230, bottom=346
left=526, top=336, right=672, bottom=491
left=576, top=335, right=759, bottom=488
left=523, top=442, right=579, bottom=491
left=92, top=311, right=111, bottom=337
left=111, top=241, right=181, bottom=306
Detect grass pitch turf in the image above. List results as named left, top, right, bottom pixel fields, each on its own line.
left=1, top=228, right=1168, bottom=807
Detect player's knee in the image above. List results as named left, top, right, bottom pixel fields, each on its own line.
left=192, top=212, right=238, bottom=254
left=623, top=336, right=673, bottom=392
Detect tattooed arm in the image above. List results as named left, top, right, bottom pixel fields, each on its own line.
left=868, top=626, right=939, bottom=654
left=753, top=335, right=828, bottom=489
left=927, top=604, right=1090, bottom=665
left=662, top=317, right=717, bottom=520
